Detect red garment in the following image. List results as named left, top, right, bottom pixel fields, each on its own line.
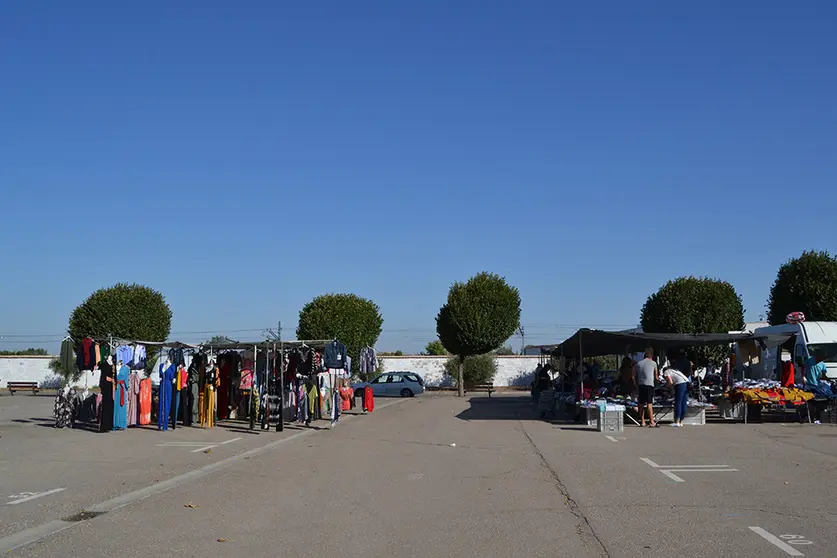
left=364, top=385, right=375, bottom=412
left=81, top=338, right=94, bottom=368
left=781, top=361, right=795, bottom=387
left=138, top=379, right=152, bottom=425
left=340, top=387, right=353, bottom=411
left=117, top=379, right=127, bottom=406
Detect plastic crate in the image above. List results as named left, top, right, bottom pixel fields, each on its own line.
left=822, top=403, right=837, bottom=425
left=682, top=407, right=706, bottom=426
left=597, top=410, right=624, bottom=432
left=718, top=400, right=744, bottom=420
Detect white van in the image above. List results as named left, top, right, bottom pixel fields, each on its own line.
left=750, top=322, right=837, bottom=380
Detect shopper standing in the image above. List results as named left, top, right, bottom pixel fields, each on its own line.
left=634, top=349, right=659, bottom=427
left=664, top=364, right=690, bottom=427
left=619, top=357, right=635, bottom=397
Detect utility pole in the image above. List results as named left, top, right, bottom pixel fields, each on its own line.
left=518, top=326, right=525, bottom=355
left=278, top=320, right=281, bottom=342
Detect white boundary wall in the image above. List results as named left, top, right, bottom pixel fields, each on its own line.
left=0, top=356, right=98, bottom=389
left=378, top=355, right=542, bottom=387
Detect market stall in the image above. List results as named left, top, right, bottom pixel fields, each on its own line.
left=532, top=328, right=794, bottom=428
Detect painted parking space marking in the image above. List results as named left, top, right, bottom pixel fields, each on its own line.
left=641, top=457, right=738, bottom=483
left=5, top=488, right=66, bottom=506
left=156, top=437, right=242, bottom=453
left=190, top=437, right=242, bottom=453
left=604, top=436, right=619, bottom=443
left=749, top=527, right=807, bottom=556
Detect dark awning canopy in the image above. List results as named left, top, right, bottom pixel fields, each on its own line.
left=556, top=328, right=793, bottom=358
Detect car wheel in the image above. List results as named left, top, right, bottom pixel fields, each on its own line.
left=400, top=388, right=413, bottom=398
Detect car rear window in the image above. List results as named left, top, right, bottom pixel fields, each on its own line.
left=404, top=374, right=420, bottom=382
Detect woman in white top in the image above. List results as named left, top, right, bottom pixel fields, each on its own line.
left=664, top=365, right=691, bottom=427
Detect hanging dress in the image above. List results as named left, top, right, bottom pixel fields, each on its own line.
left=158, top=364, right=175, bottom=431
left=113, top=365, right=130, bottom=430
left=202, top=366, right=218, bottom=428
left=139, top=378, right=152, bottom=425
left=340, top=387, right=353, bottom=412
left=217, top=359, right=232, bottom=420
left=127, top=371, right=140, bottom=426
left=364, top=385, right=375, bottom=412
left=54, top=388, right=76, bottom=428
left=98, top=361, right=115, bottom=432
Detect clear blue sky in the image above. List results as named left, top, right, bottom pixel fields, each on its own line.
left=1, top=1, right=835, bottom=354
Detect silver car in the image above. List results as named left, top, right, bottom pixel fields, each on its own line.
left=357, top=372, right=425, bottom=398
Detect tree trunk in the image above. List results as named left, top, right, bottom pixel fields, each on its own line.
left=458, top=357, right=465, bottom=397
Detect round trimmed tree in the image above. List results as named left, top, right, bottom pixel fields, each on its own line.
left=443, top=353, right=498, bottom=386
left=296, top=293, right=383, bottom=379
left=640, top=276, right=744, bottom=366
left=69, top=283, right=172, bottom=343
left=436, top=272, right=521, bottom=396
left=767, top=250, right=837, bottom=325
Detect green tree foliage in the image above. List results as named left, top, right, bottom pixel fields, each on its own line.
left=69, top=283, right=172, bottom=343
left=640, top=276, right=745, bottom=366
left=767, top=250, right=837, bottom=325
left=296, top=293, right=383, bottom=379
left=588, top=355, right=618, bottom=370
left=0, top=348, right=48, bottom=356
left=379, top=350, right=404, bottom=356
left=443, top=354, right=498, bottom=386
left=436, top=272, right=521, bottom=395
left=49, top=357, right=81, bottom=385
left=206, top=335, right=235, bottom=345
left=494, top=344, right=515, bottom=356
left=424, top=340, right=448, bottom=355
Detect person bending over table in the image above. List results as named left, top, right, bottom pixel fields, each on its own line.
left=664, top=364, right=690, bottom=427
left=634, top=349, right=659, bottom=427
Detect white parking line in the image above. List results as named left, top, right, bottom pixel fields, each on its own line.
left=658, top=469, right=738, bottom=483
left=640, top=458, right=729, bottom=468
left=189, top=437, right=242, bottom=453
left=604, top=436, right=619, bottom=443
left=641, top=457, right=738, bottom=483
left=749, top=527, right=805, bottom=556
left=6, top=488, right=66, bottom=506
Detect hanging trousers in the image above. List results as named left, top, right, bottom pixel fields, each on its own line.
left=190, top=383, right=200, bottom=425
left=301, top=388, right=310, bottom=425
left=332, top=390, right=341, bottom=423
left=171, top=389, right=180, bottom=429
left=202, top=386, right=215, bottom=428
left=158, top=381, right=172, bottom=431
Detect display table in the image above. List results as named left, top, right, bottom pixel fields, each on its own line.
left=623, top=404, right=709, bottom=426
left=728, top=387, right=814, bottom=424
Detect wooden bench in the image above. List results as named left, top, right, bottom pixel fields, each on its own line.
left=6, top=382, right=40, bottom=395
left=464, top=383, right=495, bottom=398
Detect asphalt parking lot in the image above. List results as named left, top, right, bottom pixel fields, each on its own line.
left=1, top=393, right=836, bottom=557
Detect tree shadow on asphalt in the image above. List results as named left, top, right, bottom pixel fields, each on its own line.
left=455, top=395, right=575, bottom=424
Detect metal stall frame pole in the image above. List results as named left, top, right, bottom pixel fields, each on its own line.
left=277, top=341, right=283, bottom=432
left=579, top=330, right=584, bottom=401
left=249, top=344, right=257, bottom=430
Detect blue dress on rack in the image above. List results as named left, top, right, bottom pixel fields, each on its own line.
left=158, top=364, right=176, bottom=431
left=112, top=365, right=130, bottom=430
